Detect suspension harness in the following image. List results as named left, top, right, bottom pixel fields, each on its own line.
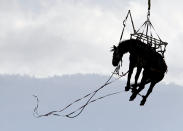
left=119, top=0, right=168, bottom=57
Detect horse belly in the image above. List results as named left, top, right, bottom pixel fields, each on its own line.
left=148, top=69, right=165, bottom=82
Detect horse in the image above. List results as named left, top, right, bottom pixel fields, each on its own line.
left=111, top=39, right=167, bottom=105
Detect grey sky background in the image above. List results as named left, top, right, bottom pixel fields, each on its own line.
left=0, top=0, right=183, bottom=85
left=1, top=1, right=183, bottom=130
left=1, top=74, right=183, bottom=131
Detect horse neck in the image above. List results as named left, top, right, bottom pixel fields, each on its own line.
left=118, top=40, right=133, bottom=55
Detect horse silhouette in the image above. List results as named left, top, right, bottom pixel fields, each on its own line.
left=111, top=39, right=167, bottom=105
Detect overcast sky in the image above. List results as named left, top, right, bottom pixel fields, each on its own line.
left=0, top=0, right=183, bottom=85
left=1, top=74, right=183, bottom=131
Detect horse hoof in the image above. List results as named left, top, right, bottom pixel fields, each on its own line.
left=140, top=99, right=146, bottom=106
left=129, top=93, right=137, bottom=101
left=125, top=86, right=130, bottom=91
left=140, top=102, right=145, bottom=106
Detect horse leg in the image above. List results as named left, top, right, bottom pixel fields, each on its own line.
left=125, top=63, right=134, bottom=91
left=129, top=70, right=148, bottom=101
left=131, top=79, right=151, bottom=90
left=140, top=81, right=156, bottom=106
left=131, top=67, right=142, bottom=92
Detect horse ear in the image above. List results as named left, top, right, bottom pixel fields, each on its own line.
left=110, top=45, right=117, bottom=52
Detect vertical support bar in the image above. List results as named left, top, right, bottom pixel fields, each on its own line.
left=147, top=0, right=151, bottom=20
left=119, top=10, right=130, bottom=42
left=148, top=0, right=151, bottom=10
left=119, top=10, right=136, bottom=42
left=129, top=11, right=136, bottom=34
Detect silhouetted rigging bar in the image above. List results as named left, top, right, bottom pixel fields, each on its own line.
left=129, top=0, right=168, bottom=57
left=130, top=33, right=168, bottom=57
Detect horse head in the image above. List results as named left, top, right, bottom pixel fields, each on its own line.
left=111, top=45, right=123, bottom=66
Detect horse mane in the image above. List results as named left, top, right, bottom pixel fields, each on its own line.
left=119, top=39, right=161, bottom=56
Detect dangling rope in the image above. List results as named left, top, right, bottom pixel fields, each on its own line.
left=33, top=66, right=129, bottom=118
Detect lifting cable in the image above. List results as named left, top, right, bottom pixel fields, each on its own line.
left=147, top=0, right=151, bottom=19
